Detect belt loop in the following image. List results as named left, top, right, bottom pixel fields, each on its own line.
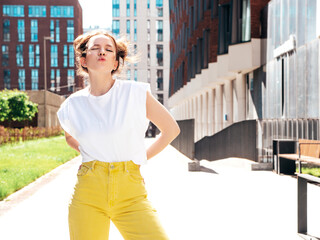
left=92, top=160, right=96, bottom=170
left=124, top=161, right=128, bottom=172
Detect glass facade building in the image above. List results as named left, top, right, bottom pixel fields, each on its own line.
left=112, top=0, right=170, bottom=110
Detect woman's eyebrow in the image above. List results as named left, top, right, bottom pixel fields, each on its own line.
left=92, top=44, right=113, bottom=48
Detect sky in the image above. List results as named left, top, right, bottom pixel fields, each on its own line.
left=78, top=0, right=112, bottom=29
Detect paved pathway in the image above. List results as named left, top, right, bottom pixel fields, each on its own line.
left=0, top=136, right=320, bottom=239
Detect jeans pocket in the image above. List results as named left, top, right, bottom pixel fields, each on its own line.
left=127, top=169, right=144, bottom=183
left=77, top=164, right=90, bottom=177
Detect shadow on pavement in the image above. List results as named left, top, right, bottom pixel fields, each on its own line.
left=199, top=166, right=218, bottom=174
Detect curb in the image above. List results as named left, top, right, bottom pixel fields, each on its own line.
left=0, top=156, right=81, bottom=216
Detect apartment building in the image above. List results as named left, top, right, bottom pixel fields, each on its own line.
left=112, top=0, right=170, bottom=107
left=169, top=0, right=269, bottom=143
left=0, top=0, right=83, bottom=97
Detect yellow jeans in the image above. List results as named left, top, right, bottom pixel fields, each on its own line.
left=68, top=160, right=169, bottom=240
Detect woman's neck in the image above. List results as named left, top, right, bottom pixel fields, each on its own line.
left=88, top=71, right=115, bottom=96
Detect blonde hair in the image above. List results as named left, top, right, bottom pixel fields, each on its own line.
left=73, top=30, right=138, bottom=77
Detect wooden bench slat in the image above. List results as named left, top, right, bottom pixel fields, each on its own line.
left=278, top=153, right=320, bottom=166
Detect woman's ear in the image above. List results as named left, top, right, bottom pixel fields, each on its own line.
left=80, top=57, right=87, bottom=68
left=113, top=60, right=119, bottom=71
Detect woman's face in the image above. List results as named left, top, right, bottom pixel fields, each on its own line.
left=81, top=34, right=118, bottom=74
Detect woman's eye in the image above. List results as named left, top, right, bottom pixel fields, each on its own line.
left=106, top=49, right=113, bottom=52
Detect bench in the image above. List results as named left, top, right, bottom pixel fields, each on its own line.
left=277, top=139, right=320, bottom=239
left=297, top=174, right=320, bottom=240
left=278, top=139, right=320, bottom=174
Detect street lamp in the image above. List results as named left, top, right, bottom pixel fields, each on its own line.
left=43, top=36, right=54, bottom=128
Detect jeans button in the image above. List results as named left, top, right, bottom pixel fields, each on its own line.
left=110, top=165, right=115, bottom=169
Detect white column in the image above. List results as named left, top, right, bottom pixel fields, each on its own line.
left=197, top=95, right=202, bottom=141
left=216, top=85, right=223, bottom=132
left=225, top=80, right=233, bottom=127
left=236, top=73, right=246, bottom=121
left=202, top=92, right=208, bottom=137
left=208, top=89, right=214, bottom=136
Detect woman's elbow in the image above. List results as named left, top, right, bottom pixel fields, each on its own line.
left=169, top=122, right=180, bottom=139
left=174, top=124, right=181, bottom=137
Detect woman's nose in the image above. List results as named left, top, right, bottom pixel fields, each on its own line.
left=99, top=50, right=106, bottom=56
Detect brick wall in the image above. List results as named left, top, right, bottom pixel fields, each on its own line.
left=0, top=0, right=83, bottom=96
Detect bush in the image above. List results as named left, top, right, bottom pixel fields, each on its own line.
left=0, top=89, right=38, bottom=122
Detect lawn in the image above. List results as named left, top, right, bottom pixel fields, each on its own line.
left=300, top=167, right=320, bottom=178
left=0, top=135, right=79, bottom=201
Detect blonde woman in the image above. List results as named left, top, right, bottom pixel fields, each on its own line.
left=57, top=30, right=180, bottom=240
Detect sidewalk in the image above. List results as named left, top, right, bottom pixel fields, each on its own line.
left=0, top=136, right=320, bottom=239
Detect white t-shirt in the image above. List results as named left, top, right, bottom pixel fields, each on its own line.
left=57, top=79, right=151, bottom=165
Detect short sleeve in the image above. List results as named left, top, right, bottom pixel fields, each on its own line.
left=57, top=99, right=73, bottom=136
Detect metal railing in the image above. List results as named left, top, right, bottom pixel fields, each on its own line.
left=258, top=119, right=320, bottom=163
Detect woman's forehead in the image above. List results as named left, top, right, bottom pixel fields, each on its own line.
left=87, top=35, right=116, bottom=48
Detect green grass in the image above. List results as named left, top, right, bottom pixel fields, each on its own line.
left=0, top=135, right=79, bottom=201
left=299, top=167, right=320, bottom=178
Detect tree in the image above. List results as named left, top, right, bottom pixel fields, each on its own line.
left=0, top=90, right=38, bottom=123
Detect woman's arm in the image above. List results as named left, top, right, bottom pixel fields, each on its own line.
left=146, top=91, right=181, bottom=160
left=64, top=131, right=80, bottom=153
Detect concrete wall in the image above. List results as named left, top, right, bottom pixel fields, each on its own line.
left=26, top=90, right=65, bottom=127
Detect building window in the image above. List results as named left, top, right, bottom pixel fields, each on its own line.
left=50, top=20, right=55, bottom=42
left=16, top=44, right=23, bottom=67
left=127, top=69, right=131, bottom=80
left=63, top=45, right=68, bottom=67
left=68, top=69, right=75, bottom=91
left=30, top=19, right=38, bottom=42
left=51, top=45, right=58, bottom=67
left=56, top=20, right=60, bottom=42
left=28, top=6, right=46, bottom=17
left=147, top=20, right=150, bottom=41
left=203, top=29, right=210, bottom=68
left=211, top=0, right=218, bottom=18
left=113, top=0, right=120, bottom=17
left=17, top=19, right=25, bottom=42
left=147, top=69, right=151, bottom=83
left=157, top=70, right=163, bottom=90
left=69, top=45, right=74, bottom=67
left=134, top=45, right=137, bottom=67
left=50, top=6, right=74, bottom=18
left=156, top=45, right=163, bottom=66
left=157, top=94, right=163, bottom=104
left=127, top=0, right=130, bottom=17
left=134, top=69, right=137, bottom=81
left=4, top=70, right=10, bottom=89
left=29, top=45, right=34, bottom=67
left=112, top=20, right=120, bottom=37
left=3, top=5, right=24, bottom=17
left=127, top=20, right=130, bottom=34
left=241, top=0, right=250, bottom=42
left=134, top=20, right=137, bottom=42
left=147, top=44, right=150, bottom=66
left=67, top=20, right=74, bottom=42
left=3, top=19, right=10, bottom=42
left=31, top=69, right=38, bottom=90
left=18, top=69, right=25, bottom=90
left=156, top=0, right=163, bottom=17
left=218, top=3, right=231, bottom=54
left=134, top=0, right=137, bottom=17
left=35, top=45, right=40, bottom=67
left=56, top=69, right=60, bottom=92
left=50, top=69, right=55, bottom=91
left=156, top=20, right=163, bottom=41
left=2, top=45, right=9, bottom=67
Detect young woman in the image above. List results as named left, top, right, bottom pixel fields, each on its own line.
left=57, top=30, right=180, bottom=240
